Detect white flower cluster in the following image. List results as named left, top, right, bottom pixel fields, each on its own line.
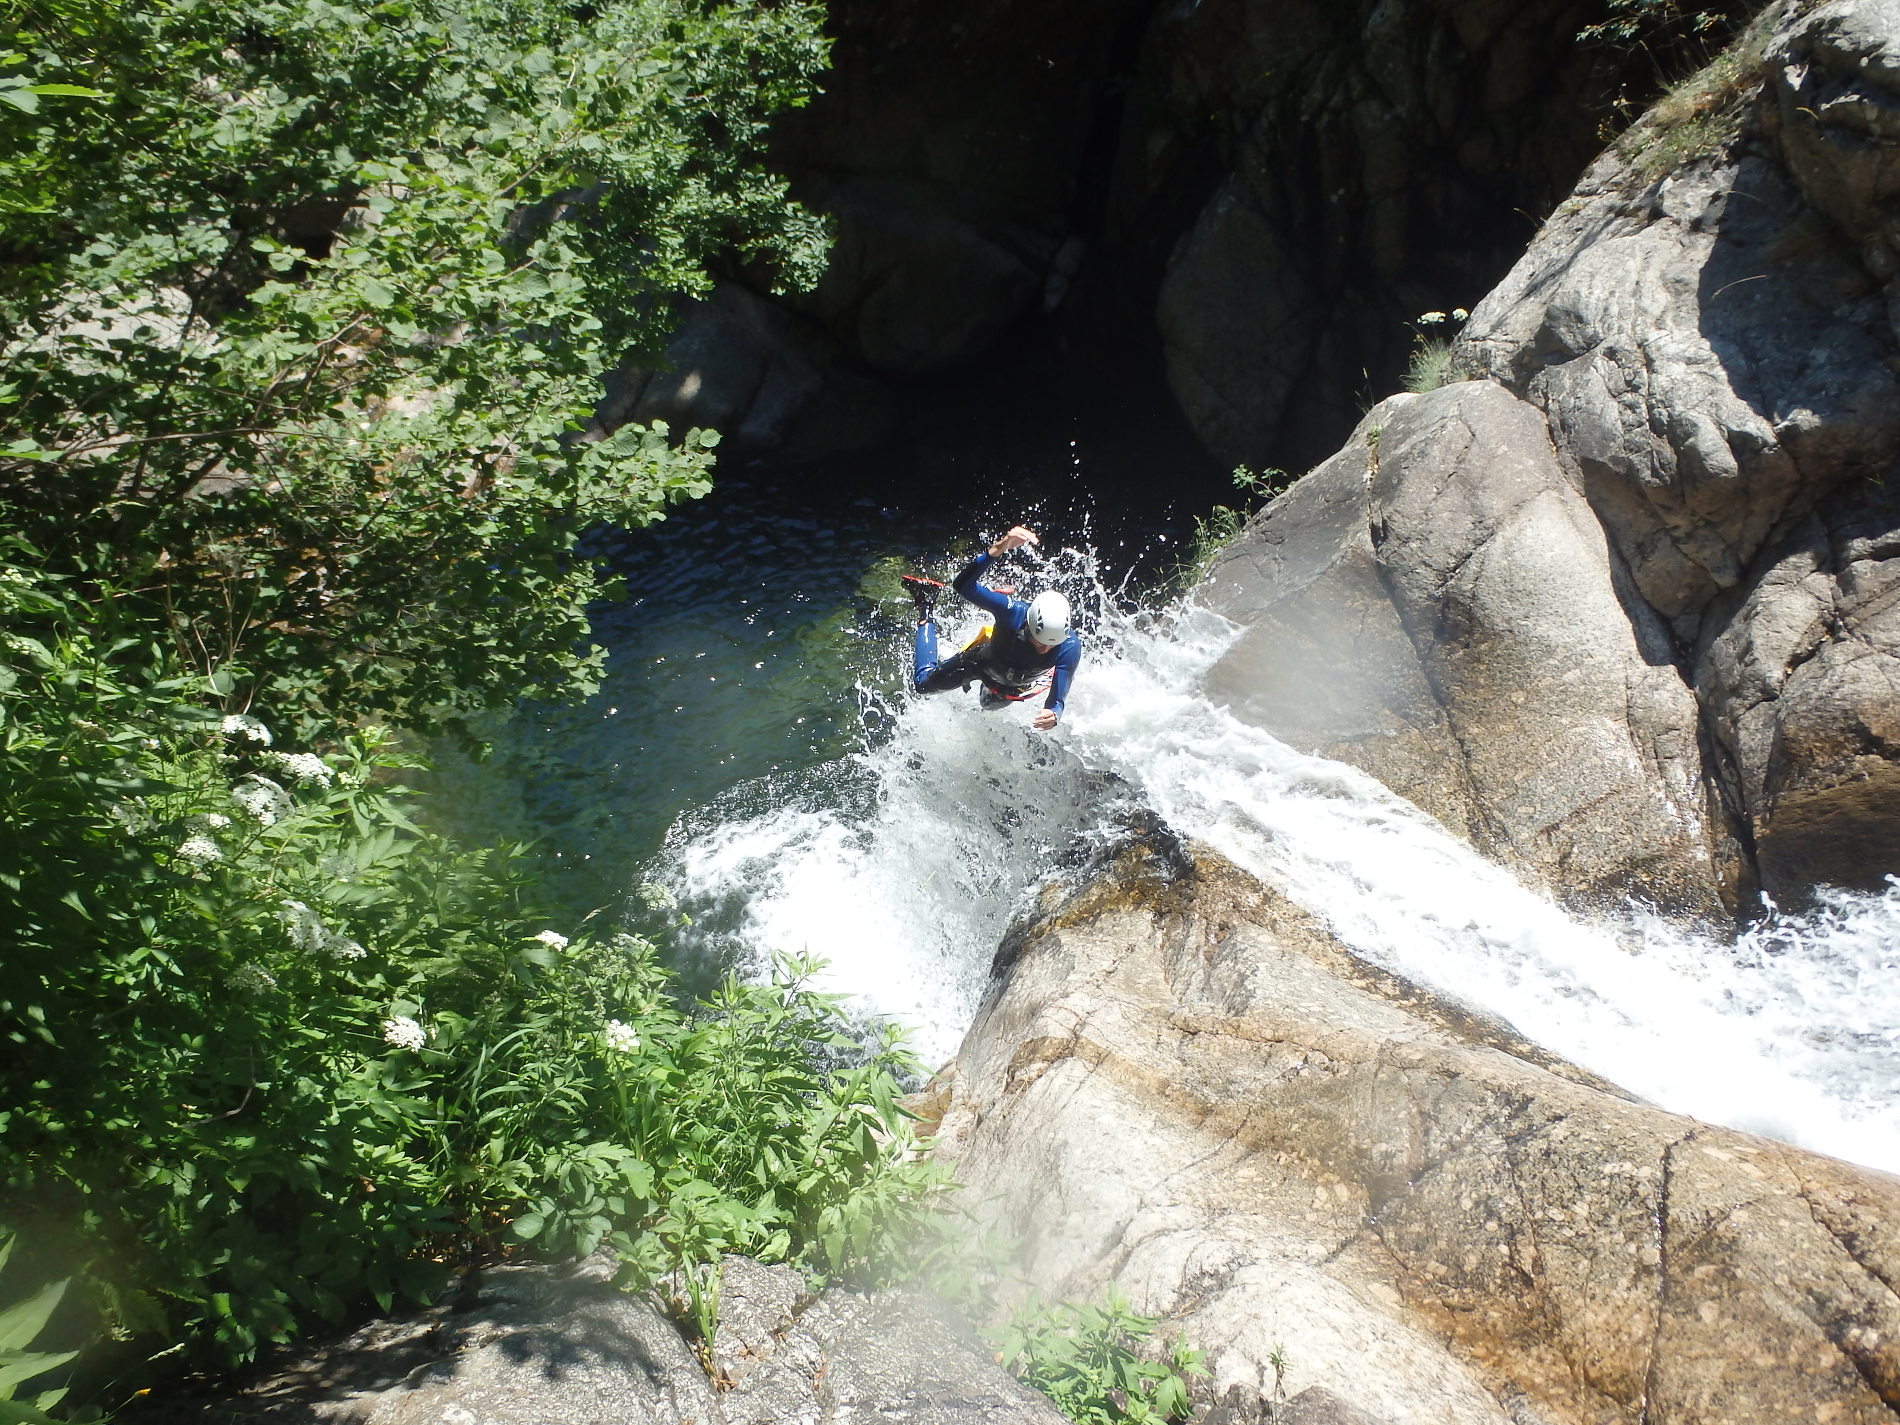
left=191, top=812, right=233, bottom=831
left=228, top=963, right=277, bottom=994
left=220, top=713, right=272, bottom=746
left=603, top=1019, right=640, bottom=1054
left=232, top=774, right=293, bottom=825
left=108, top=803, right=155, bottom=836
left=280, top=899, right=367, bottom=961
left=1417, top=308, right=1470, bottom=326
left=259, top=750, right=333, bottom=789
left=381, top=1015, right=426, bottom=1051
left=175, top=833, right=223, bottom=866
left=532, top=929, right=569, bottom=950
left=637, top=882, right=676, bottom=913
left=0, top=567, right=31, bottom=617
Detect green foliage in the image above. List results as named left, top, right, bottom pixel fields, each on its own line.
left=0, top=558, right=943, bottom=1403
left=988, top=1290, right=1207, bottom=1425
left=0, top=1236, right=79, bottom=1424
left=1577, top=0, right=1733, bottom=47
left=1615, top=29, right=1766, bottom=179
left=1177, top=464, right=1293, bottom=591
left=0, top=50, right=104, bottom=114
left=1401, top=338, right=1454, bottom=394
left=0, top=0, right=950, bottom=1411
left=0, top=0, right=829, bottom=740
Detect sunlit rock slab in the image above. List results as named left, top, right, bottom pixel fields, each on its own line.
left=150, top=1256, right=1064, bottom=1425
left=1198, top=379, right=1731, bottom=918
left=936, top=831, right=1900, bottom=1425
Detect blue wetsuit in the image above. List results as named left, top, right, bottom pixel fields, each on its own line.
left=912, top=550, right=1082, bottom=719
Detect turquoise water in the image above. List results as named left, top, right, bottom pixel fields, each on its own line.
left=423, top=450, right=1218, bottom=927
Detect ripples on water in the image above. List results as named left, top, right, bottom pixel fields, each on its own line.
left=646, top=544, right=1900, bottom=1175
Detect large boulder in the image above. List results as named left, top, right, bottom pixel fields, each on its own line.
left=1198, top=379, right=1732, bottom=916
left=1198, top=0, right=1900, bottom=908
left=1765, top=0, right=1900, bottom=281
left=1696, top=475, right=1900, bottom=901
left=935, top=830, right=1900, bottom=1425
left=1447, top=0, right=1900, bottom=900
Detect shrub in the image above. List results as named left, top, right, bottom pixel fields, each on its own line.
left=1401, top=337, right=1455, bottom=394
left=0, top=0, right=830, bottom=742
left=1611, top=8, right=1775, bottom=179
left=0, top=555, right=942, bottom=1403
left=1577, top=0, right=1738, bottom=48
left=988, top=1290, right=1207, bottom=1425
left=0, top=1234, right=78, bottom=1424
left=1178, top=464, right=1294, bottom=591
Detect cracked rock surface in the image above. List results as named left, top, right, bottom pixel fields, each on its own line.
left=155, top=1256, right=1064, bottom=1425
left=1199, top=0, right=1900, bottom=910
left=935, top=831, right=1900, bottom=1425
left=1199, top=379, right=1730, bottom=918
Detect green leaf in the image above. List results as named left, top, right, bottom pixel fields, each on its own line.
left=0, top=1349, right=78, bottom=1397
left=0, top=1280, right=65, bottom=1353
left=510, top=1212, right=545, bottom=1241
left=0, top=1397, right=65, bottom=1424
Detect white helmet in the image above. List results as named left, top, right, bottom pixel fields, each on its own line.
left=1025, top=590, right=1071, bottom=646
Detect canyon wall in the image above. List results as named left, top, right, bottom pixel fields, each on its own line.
left=1199, top=0, right=1900, bottom=912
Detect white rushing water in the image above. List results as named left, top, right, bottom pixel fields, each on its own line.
left=650, top=556, right=1900, bottom=1174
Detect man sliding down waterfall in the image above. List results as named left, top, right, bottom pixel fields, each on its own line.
left=903, top=525, right=1082, bottom=732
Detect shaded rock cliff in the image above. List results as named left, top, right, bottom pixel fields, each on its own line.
left=606, top=0, right=1749, bottom=464
left=935, top=829, right=1900, bottom=1425
left=1201, top=0, right=1900, bottom=911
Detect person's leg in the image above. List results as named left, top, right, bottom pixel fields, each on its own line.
left=916, top=638, right=976, bottom=695
left=913, top=619, right=941, bottom=693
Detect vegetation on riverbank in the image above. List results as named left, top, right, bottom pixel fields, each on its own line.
left=988, top=1292, right=1207, bottom=1425
left=0, top=0, right=958, bottom=1412
left=0, top=582, right=940, bottom=1384
left=1177, top=464, right=1293, bottom=590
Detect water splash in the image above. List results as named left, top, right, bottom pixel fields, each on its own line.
left=653, top=541, right=1123, bottom=1066
left=648, top=547, right=1900, bottom=1172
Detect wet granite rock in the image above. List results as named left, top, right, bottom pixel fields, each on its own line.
left=935, top=831, right=1900, bottom=1425
left=1200, top=379, right=1731, bottom=916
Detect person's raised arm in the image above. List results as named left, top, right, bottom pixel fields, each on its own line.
left=952, top=525, right=1039, bottom=618
left=989, top=526, right=1039, bottom=559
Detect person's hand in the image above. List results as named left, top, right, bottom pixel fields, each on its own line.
left=1032, top=708, right=1059, bottom=731
left=990, top=526, right=1039, bottom=558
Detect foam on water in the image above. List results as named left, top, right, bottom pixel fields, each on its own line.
left=650, top=557, right=1900, bottom=1172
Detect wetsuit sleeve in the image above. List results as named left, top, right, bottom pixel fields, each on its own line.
left=952, top=549, right=1013, bottom=620
left=1044, top=635, right=1082, bottom=718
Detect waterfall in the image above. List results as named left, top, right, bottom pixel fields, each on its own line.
left=648, top=552, right=1900, bottom=1174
